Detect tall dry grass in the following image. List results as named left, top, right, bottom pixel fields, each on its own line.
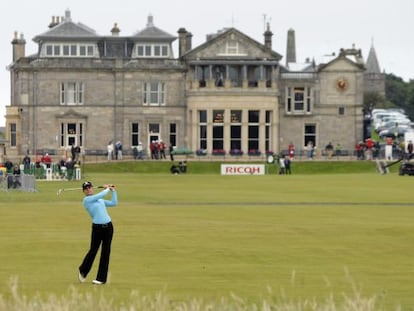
left=0, top=273, right=398, bottom=311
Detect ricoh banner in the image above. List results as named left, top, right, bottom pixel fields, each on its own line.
left=221, top=164, right=265, bottom=175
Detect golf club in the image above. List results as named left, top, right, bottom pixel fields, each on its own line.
left=56, top=185, right=106, bottom=196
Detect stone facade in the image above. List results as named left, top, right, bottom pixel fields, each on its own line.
left=4, top=10, right=384, bottom=161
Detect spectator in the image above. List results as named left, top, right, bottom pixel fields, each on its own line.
left=335, top=143, right=342, bottom=157
left=23, top=154, right=31, bottom=174
left=150, top=141, right=156, bottom=159
left=159, top=140, right=166, bottom=159
left=365, top=138, right=374, bottom=160
left=8, top=164, right=21, bottom=189
left=137, top=142, right=144, bottom=159
left=71, top=144, right=76, bottom=161
left=107, top=141, right=114, bottom=161
left=407, top=140, right=413, bottom=157
left=170, top=163, right=180, bottom=174
left=307, top=141, right=314, bottom=159
left=355, top=142, right=364, bottom=160
left=325, top=142, right=334, bottom=158
left=284, top=156, right=292, bottom=174
left=288, top=142, right=295, bottom=159
left=169, top=144, right=174, bottom=161
left=179, top=161, right=187, bottom=173
left=4, top=158, right=13, bottom=173
left=385, top=137, right=393, bottom=160
left=66, top=157, right=75, bottom=180
left=132, top=147, right=138, bottom=160
left=278, top=155, right=285, bottom=174
left=115, top=141, right=123, bottom=160
left=41, top=153, right=52, bottom=168
left=75, top=145, right=81, bottom=162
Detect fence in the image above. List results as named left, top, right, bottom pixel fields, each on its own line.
left=0, top=174, right=37, bottom=192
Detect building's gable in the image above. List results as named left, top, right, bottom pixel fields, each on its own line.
left=184, top=28, right=281, bottom=61
left=319, top=55, right=365, bottom=73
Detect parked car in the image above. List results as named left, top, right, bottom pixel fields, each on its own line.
left=379, top=127, right=413, bottom=138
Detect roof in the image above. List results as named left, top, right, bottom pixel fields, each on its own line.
left=33, top=10, right=98, bottom=42
left=182, top=27, right=282, bottom=61
left=286, top=62, right=315, bottom=72
left=318, top=46, right=366, bottom=71
left=133, top=15, right=176, bottom=41
left=365, top=44, right=381, bottom=73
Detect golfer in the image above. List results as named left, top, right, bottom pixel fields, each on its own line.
left=78, top=181, right=117, bottom=285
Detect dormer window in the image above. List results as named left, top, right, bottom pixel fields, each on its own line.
left=136, top=44, right=169, bottom=57
left=44, top=43, right=96, bottom=57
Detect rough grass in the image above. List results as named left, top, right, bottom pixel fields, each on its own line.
left=0, top=274, right=391, bottom=311
left=0, top=162, right=413, bottom=310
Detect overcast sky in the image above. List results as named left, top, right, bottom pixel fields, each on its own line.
left=1, top=0, right=413, bottom=126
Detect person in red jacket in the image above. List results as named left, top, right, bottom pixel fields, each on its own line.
left=41, top=153, right=52, bottom=168
left=365, top=138, right=374, bottom=160
left=288, top=142, right=295, bottom=159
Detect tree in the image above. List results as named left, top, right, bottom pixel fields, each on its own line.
left=363, top=91, right=388, bottom=113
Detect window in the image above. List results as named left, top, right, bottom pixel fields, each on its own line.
left=59, top=122, right=83, bottom=148
left=169, top=123, right=176, bottom=147
left=227, top=40, right=239, bottom=54
left=143, top=82, right=166, bottom=106
left=9, top=123, right=17, bottom=147
left=149, top=123, right=160, bottom=134
left=248, top=110, right=260, bottom=150
left=199, top=110, right=207, bottom=149
left=229, top=65, right=242, bottom=87
left=304, top=124, right=316, bottom=147
left=213, top=65, right=225, bottom=87
left=60, top=82, right=84, bottom=105
left=213, top=110, right=224, bottom=123
left=265, top=111, right=272, bottom=152
left=136, top=44, right=169, bottom=57
left=45, top=43, right=95, bottom=57
left=195, top=66, right=209, bottom=87
left=131, top=123, right=140, bottom=146
left=54, top=45, right=61, bottom=56
left=63, top=45, right=70, bottom=56
left=248, top=110, right=259, bottom=123
left=338, top=107, right=345, bottom=115
left=212, top=126, right=224, bottom=150
left=212, top=110, right=224, bottom=150
left=230, top=110, right=242, bottom=150
left=286, top=86, right=312, bottom=114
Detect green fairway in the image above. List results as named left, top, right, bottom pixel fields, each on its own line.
left=1, top=169, right=414, bottom=309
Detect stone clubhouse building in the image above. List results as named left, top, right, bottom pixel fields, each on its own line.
left=4, top=10, right=384, bottom=160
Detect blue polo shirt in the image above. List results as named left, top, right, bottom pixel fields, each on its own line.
left=83, top=188, right=118, bottom=224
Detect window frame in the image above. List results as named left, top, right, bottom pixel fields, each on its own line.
left=60, top=82, right=84, bottom=105
left=143, top=82, right=166, bottom=106
left=286, top=86, right=312, bottom=114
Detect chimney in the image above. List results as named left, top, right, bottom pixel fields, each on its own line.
left=147, top=14, right=154, bottom=27
left=12, top=31, right=26, bottom=62
left=111, top=23, right=120, bottom=36
left=178, top=27, right=189, bottom=58
left=64, top=9, right=72, bottom=22
left=286, top=28, right=296, bottom=65
left=186, top=31, right=193, bottom=53
left=48, top=16, right=59, bottom=28
left=263, top=22, right=273, bottom=50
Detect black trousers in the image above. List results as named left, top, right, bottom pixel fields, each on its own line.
left=79, top=222, right=113, bottom=283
